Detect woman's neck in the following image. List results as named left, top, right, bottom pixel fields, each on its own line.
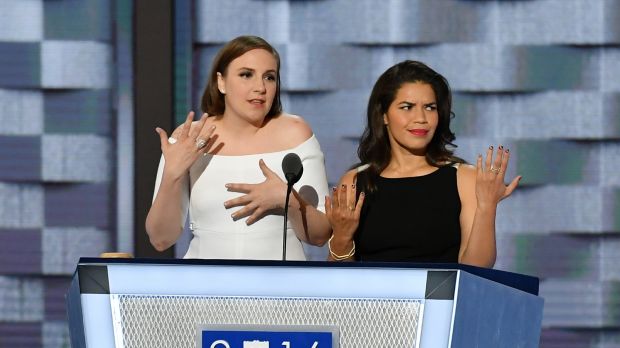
left=219, top=111, right=268, bottom=137
left=383, top=148, right=433, bottom=177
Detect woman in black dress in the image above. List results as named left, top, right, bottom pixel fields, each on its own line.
left=325, top=60, right=520, bottom=267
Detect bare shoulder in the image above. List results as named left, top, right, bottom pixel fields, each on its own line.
left=270, top=113, right=313, bottom=144
left=456, top=163, right=477, bottom=190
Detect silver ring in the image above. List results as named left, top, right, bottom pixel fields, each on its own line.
left=489, top=166, right=500, bottom=174
left=195, top=138, right=207, bottom=149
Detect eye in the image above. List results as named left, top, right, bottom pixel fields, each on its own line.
left=264, top=74, right=276, bottom=81
left=399, top=104, right=412, bottom=110
left=239, top=71, right=253, bottom=79
left=425, top=104, right=437, bottom=111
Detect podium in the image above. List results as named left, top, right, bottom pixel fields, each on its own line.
left=67, top=258, right=543, bottom=347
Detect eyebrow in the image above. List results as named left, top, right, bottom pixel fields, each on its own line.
left=397, top=101, right=436, bottom=105
left=237, top=67, right=277, bottom=74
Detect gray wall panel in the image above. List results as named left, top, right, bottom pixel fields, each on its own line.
left=44, top=183, right=110, bottom=228
left=0, top=43, right=41, bottom=87
left=41, top=41, right=111, bottom=89
left=42, top=227, right=109, bottom=275
left=41, top=135, right=110, bottom=182
left=0, top=276, right=43, bottom=321
left=0, top=136, right=41, bottom=181
left=43, top=0, right=111, bottom=41
left=44, top=90, right=112, bottom=135
left=0, top=183, right=43, bottom=229
left=0, top=0, right=43, bottom=42
left=0, top=89, right=44, bottom=136
left=0, top=229, right=41, bottom=274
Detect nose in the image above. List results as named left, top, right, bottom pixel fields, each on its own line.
left=254, top=77, right=266, bottom=94
left=412, top=106, right=428, bottom=124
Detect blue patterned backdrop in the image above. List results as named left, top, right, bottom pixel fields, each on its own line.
left=0, top=0, right=619, bottom=346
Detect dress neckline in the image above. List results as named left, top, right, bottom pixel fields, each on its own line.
left=205, top=134, right=316, bottom=158
left=378, top=166, right=452, bottom=181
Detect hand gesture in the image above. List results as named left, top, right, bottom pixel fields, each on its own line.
left=155, top=111, right=216, bottom=181
left=325, top=184, right=365, bottom=240
left=224, top=159, right=289, bottom=225
left=476, top=145, right=521, bottom=209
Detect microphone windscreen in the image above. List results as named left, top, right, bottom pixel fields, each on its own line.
left=282, top=152, right=303, bottom=185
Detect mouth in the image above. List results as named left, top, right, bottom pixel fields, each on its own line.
left=408, top=129, right=429, bottom=136
left=248, top=99, right=266, bottom=106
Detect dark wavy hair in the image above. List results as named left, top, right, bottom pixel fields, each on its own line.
left=356, top=60, right=464, bottom=192
left=200, top=35, right=282, bottom=118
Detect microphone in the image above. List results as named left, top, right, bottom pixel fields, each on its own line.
left=281, top=153, right=303, bottom=261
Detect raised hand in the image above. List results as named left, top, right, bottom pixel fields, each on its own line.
left=325, top=184, right=365, bottom=240
left=155, top=111, right=216, bottom=181
left=224, top=159, right=289, bottom=225
left=475, top=145, right=521, bottom=209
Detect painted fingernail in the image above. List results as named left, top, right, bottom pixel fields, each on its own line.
left=489, top=145, right=493, bottom=150
left=360, top=192, right=365, bottom=196
left=341, top=184, right=346, bottom=189
left=225, top=184, right=230, bottom=188
left=332, top=186, right=337, bottom=192
left=499, top=145, right=503, bottom=150
left=351, top=184, right=356, bottom=189
left=506, top=149, right=510, bottom=153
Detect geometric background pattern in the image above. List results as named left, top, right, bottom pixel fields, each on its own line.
left=0, top=0, right=112, bottom=346
left=0, top=0, right=619, bottom=347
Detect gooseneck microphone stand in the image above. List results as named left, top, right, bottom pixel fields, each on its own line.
left=281, top=153, right=303, bottom=261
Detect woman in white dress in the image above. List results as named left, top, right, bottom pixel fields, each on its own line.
left=145, top=36, right=331, bottom=260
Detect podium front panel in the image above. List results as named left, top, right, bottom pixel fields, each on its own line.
left=67, top=259, right=542, bottom=348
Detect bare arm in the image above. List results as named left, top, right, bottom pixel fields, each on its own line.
left=145, top=112, right=217, bottom=251
left=457, top=146, right=520, bottom=268
left=145, top=161, right=188, bottom=251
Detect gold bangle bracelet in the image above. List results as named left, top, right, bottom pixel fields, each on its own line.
left=328, top=235, right=355, bottom=260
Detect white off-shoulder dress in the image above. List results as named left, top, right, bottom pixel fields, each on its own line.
left=152, top=135, right=329, bottom=260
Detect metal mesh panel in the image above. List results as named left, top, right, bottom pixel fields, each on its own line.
left=111, top=294, right=423, bottom=348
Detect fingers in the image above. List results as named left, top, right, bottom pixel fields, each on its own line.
left=155, top=127, right=169, bottom=149
left=258, top=159, right=277, bottom=179
left=230, top=203, right=256, bottom=221
left=246, top=207, right=268, bottom=225
left=484, top=145, right=493, bottom=171
left=331, top=184, right=361, bottom=214
left=196, top=125, right=217, bottom=153
left=188, top=113, right=208, bottom=139
left=499, top=147, right=510, bottom=172
left=180, top=111, right=195, bottom=139
left=484, top=144, right=509, bottom=178
left=225, top=183, right=252, bottom=194
left=476, top=153, right=483, bottom=176
left=503, top=176, right=521, bottom=199
left=325, top=194, right=332, bottom=217
left=223, top=194, right=252, bottom=208
left=353, top=192, right=365, bottom=218
left=492, top=145, right=503, bottom=173
left=337, top=184, right=347, bottom=210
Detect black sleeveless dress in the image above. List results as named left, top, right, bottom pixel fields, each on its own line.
left=354, top=166, right=461, bottom=262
